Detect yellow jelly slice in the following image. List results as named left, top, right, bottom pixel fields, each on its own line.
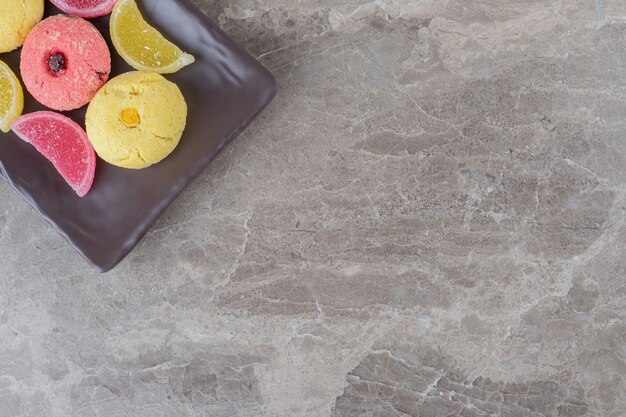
left=0, top=60, right=24, bottom=133
left=110, top=0, right=195, bottom=74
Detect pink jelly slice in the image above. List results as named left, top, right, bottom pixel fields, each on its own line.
left=11, top=112, right=96, bottom=197
left=50, top=0, right=118, bottom=18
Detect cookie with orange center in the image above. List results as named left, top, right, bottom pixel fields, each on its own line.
left=20, top=15, right=110, bottom=111
left=86, top=71, right=187, bottom=169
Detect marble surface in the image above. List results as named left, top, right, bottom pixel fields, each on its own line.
left=1, top=0, right=625, bottom=416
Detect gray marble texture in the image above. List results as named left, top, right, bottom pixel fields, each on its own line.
left=1, top=0, right=625, bottom=416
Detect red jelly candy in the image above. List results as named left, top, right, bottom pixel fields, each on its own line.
left=11, top=111, right=96, bottom=197
left=50, top=0, right=118, bottom=18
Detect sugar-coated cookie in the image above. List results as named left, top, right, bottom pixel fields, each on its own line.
left=20, top=15, right=110, bottom=111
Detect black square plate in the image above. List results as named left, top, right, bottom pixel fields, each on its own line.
left=0, top=0, right=276, bottom=272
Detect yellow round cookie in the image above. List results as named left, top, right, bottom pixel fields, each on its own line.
left=86, top=71, right=187, bottom=169
left=0, top=0, right=44, bottom=53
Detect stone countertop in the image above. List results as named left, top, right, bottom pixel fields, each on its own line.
left=1, top=0, right=625, bottom=416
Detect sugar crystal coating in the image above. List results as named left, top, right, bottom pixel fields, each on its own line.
left=11, top=111, right=96, bottom=197
left=50, top=0, right=118, bottom=18
left=20, top=15, right=111, bottom=111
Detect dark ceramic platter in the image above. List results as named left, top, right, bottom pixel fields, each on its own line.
left=0, top=0, right=276, bottom=272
